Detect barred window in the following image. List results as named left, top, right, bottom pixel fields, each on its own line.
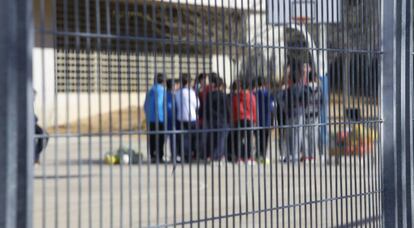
left=56, top=50, right=95, bottom=93
left=54, top=0, right=239, bottom=93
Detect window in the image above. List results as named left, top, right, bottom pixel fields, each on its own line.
left=54, top=0, right=218, bottom=93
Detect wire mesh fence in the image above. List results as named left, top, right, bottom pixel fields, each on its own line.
left=32, top=0, right=384, bottom=227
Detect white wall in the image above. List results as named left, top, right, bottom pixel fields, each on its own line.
left=33, top=48, right=146, bottom=127
left=33, top=47, right=56, bottom=127
left=211, top=55, right=236, bottom=86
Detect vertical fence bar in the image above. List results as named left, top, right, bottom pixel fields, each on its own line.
left=0, top=0, right=33, bottom=228
left=402, top=0, right=413, bottom=227
left=382, top=0, right=413, bottom=227
left=382, top=0, right=397, bottom=226
left=405, top=0, right=414, bottom=226
left=410, top=0, right=414, bottom=225
left=410, top=0, right=414, bottom=222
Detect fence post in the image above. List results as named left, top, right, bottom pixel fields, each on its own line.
left=0, top=0, right=34, bottom=228
left=401, top=0, right=414, bottom=226
left=382, top=0, right=413, bottom=227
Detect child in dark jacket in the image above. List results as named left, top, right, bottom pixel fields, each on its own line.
left=34, top=115, right=49, bottom=164
left=227, top=82, right=237, bottom=162
left=302, top=73, right=323, bottom=160
left=281, top=62, right=308, bottom=162
left=254, top=77, right=274, bottom=165
left=198, top=73, right=218, bottom=160
left=33, top=90, right=49, bottom=165
left=204, top=78, right=229, bottom=161
left=166, top=79, right=179, bottom=162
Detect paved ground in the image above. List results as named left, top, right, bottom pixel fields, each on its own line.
left=33, top=137, right=382, bottom=228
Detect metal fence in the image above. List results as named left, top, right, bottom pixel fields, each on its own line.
left=1, top=0, right=414, bottom=227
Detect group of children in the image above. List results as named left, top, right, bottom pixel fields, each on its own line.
left=144, top=61, right=323, bottom=165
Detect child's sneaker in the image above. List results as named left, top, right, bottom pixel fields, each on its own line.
left=318, top=154, right=326, bottom=164
left=300, top=156, right=315, bottom=163
left=212, top=157, right=225, bottom=166
left=235, top=158, right=244, bottom=165
left=257, top=156, right=270, bottom=165
left=172, top=156, right=182, bottom=164
left=280, top=156, right=289, bottom=163
left=245, top=158, right=256, bottom=166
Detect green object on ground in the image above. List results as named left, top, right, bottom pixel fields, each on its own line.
left=103, top=148, right=143, bottom=165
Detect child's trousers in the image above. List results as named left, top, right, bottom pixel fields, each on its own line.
left=303, top=116, right=320, bottom=157
left=286, top=115, right=304, bottom=160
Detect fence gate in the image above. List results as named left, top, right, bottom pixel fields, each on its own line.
left=0, top=0, right=413, bottom=227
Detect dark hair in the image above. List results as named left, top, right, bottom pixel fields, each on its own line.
left=256, top=76, right=266, bottom=87
left=251, top=78, right=257, bottom=89
left=231, top=80, right=239, bottom=91
left=241, top=78, right=251, bottom=90
left=180, top=73, right=190, bottom=86
left=291, top=60, right=304, bottom=83
left=156, top=73, right=165, bottom=84
left=308, top=71, right=318, bottom=82
left=166, top=79, right=174, bottom=91
left=197, top=73, right=207, bottom=81
left=215, top=77, right=224, bottom=88
left=209, top=72, right=219, bottom=84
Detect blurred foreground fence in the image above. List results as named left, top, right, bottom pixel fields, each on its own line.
left=0, top=0, right=414, bottom=227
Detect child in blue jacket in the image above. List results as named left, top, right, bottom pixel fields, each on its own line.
left=144, top=73, right=166, bottom=163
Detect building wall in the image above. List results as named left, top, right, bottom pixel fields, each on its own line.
left=32, top=0, right=289, bottom=127
left=32, top=0, right=234, bottom=127
left=34, top=47, right=215, bottom=127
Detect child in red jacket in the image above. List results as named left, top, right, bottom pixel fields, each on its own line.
left=231, top=80, right=257, bottom=165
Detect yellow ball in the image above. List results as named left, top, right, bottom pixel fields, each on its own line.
left=113, top=155, right=120, bottom=164
left=104, top=154, right=117, bottom=165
